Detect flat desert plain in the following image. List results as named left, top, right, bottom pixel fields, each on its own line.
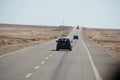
left=0, top=24, right=73, bottom=55
left=81, top=28, right=120, bottom=61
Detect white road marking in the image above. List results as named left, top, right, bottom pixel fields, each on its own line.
left=25, top=73, right=32, bottom=78
left=41, top=61, right=45, bottom=64
left=0, top=46, right=32, bottom=58
left=49, top=55, right=53, bottom=57
left=45, top=57, right=49, bottom=60
left=34, top=66, right=40, bottom=69
left=80, top=38, right=102, bottom=80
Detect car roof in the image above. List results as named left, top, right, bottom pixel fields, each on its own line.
left=74, top=35, right=78, bottom=37
left=58, top=38, right=70, bottom=40
left=58, top=38, right=70, bottom=41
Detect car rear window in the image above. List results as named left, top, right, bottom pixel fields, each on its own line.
left=58, top=39, right=70, bottom=43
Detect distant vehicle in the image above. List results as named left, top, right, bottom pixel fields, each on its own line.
left=56, top=38, right=72, bottom=51
left=73, top=35, right=79, bottom=39
left=76, top=26, right=79, bottom=29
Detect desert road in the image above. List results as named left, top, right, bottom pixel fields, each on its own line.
left=0, top=29, right=119, bottom=80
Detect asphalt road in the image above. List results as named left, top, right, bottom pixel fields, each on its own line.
left=0, top=28, right=119, bottom=80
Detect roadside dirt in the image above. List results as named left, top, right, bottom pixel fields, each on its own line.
left=0, top=24, right=73, bottom=55
left=81, top=27, right=120, bottom=61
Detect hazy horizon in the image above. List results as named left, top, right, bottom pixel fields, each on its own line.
left=0, top=0, right=120, bottom=29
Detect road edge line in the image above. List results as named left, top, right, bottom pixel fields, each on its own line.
left=0, top=46, right=32, bottom=58
left=80, top=38, right=102, bottom=80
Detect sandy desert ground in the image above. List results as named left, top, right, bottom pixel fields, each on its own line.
left=81, top=27, right=120, bottom=60
left=0, top=24, right=73, bottom=55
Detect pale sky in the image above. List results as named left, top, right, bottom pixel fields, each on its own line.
left=0, top=0, right=120, bottom=28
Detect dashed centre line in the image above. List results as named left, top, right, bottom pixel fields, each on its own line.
left=41, top=61, right=45, bottom=64
left=25, top=73, right=32, bottom=78
left=49, top=55, right=53, bottom=57
left=34, top=66, right=40, bottom=69
left=25, top=54, right=54, bottom=79
left=45, top=57, right=49, bottom=60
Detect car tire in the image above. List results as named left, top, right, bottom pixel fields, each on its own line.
left=69, top=48, right=72, bottom=51
left=56, top=48, right=59, bottom=51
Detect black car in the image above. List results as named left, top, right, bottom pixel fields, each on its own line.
left=56, top=38, right=72, bottom=51
left=73, top=35, right=79, bottom=39
left=76, top=26, right=79, bottom=29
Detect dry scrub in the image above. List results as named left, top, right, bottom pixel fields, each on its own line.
left=0, top=24, right=73, bottom=55
left=81, top=27, right=120, bottom=60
